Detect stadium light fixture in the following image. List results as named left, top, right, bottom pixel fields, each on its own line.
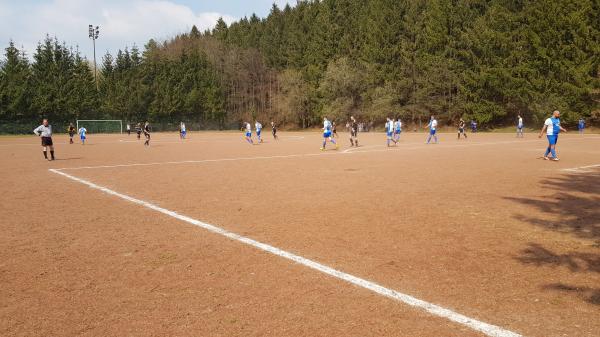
left=88, top=25, right=100, bottom=90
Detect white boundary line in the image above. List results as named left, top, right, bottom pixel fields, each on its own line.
left=49, top=168, right=521, bottom=337
left=55, top=139, right=543, bottom=171
left=562, top=163, right=600, bottom=173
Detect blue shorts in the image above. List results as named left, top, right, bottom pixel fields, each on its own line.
left=547, top=135, right=558, bottom=145
left=324, top=131, right=332, bottom=138
left=257, top=130, right=261, bottom=136
left=80, top=135, right=86, bottom=140
left=430, top=129, right=437, bottom=135
left=245, top=132, right=251, bottom=137
left=394, top=130, right=401, bottom=135
left=387, top=131, right=393, bottom=137
left=181, top=130, right=186, bottom=135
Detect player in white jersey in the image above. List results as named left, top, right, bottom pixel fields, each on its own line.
left=385, top=118, right=397, bottom=147
left=321, top=117, right=338, bottom=150
left=78, top=126, right=87, bottom=145
left=393, top=118, right=402, bottom=143
left=180, top=122, right=187, bottom=139
left=539, top=110, right=567, bottom=161
left=244, top=122, right=253, bottom=144
left=425, top=115, right=438, bottom=144
left=255, top=121, right=263, bottom=143
left=516, top=115, right=524, bottom=138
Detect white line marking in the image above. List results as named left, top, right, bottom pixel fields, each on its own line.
left=562, top=164, right=600, bottom=173
left=342, top=145, right=383, bottom=153
left=54, top=139, right=542, bottom=171
left=49, top=168, right=521, bottom=337
left=56, top=152, right=335, bottom=170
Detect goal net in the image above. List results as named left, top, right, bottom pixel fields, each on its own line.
left=76, top=120, right=122, bottom=134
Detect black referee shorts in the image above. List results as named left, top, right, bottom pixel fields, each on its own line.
left=41, top=137, right=53, bottom=146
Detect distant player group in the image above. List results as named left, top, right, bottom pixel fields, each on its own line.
left=33, top=111, right=588, bottom=162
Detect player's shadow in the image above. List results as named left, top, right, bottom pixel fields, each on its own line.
left=505, top=171, right=600, bottom=305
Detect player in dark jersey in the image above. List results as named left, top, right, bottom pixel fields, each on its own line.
left=457, top=119, right=467, bottom=139
left=68, top=123, right=76, bottom=144
left=136, top=123, right=142, bottom=140
left=143, top=121, right=151, bottom=146
left=349, top=116, right=359, bottom=147
left=332, top=122, right=338, bottom=138
left=271, top=121, right=278, bottom=140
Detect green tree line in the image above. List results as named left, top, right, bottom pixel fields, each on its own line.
left=1, top=0, right=599, bottom=133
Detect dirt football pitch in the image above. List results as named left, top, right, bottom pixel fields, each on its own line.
left=1, top=130, right=599, bottom=337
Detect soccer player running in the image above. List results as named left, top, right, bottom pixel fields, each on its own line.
left=143, top=121, right=151, bottom=146
left=539, top=110, right=567, bottom=161
left=68, top=123, right=76, bottom=144
left=244, top=122, right=254, bottom=144
left=78, top=125, right=87, bottom=145
left=457, top=118, right=467, bottom=139
left=385, top=118, right=397, bottom=147
left=136, top=123, right=142, bottom=140
left=517, top=115, right=524, bottom=138
left=349, top=116, right=359, bottom=147
left=425, top=115, right=439, bottom=144
left=255, top=121, right=263, bottom=143
left=578, top=118, right=585, bottom=135
left=126, top=123, right=131, bottom=136
left=180, top=122, right=187, bottom=139
left=332, top=122, right=338, bottom=138
left=320, top=117, right=338, bottom=150
left=271, top=121, right=278, bottom=140
left=33, top=119, right=55, bottom=161
left=393, top=117, right=402, bottom=143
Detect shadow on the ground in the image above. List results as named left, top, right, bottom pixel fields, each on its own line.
left=505, top=170, right=600, bottom=305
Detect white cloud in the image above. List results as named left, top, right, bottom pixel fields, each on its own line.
left=0, top=0, right=237, bottom=60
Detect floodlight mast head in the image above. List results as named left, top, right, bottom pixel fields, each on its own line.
left=88, top=25, right=100, bottom=40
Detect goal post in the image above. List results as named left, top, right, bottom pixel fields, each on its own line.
left=76, top=120, right=123, bottom=134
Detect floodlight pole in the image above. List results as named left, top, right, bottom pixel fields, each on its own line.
left=89, top=25, right=100, bottom=90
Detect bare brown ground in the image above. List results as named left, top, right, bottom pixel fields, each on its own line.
left=1, top=130, right=599, bottom=337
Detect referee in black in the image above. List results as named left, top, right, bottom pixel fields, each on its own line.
left=33, top=119, right=55, bottom=161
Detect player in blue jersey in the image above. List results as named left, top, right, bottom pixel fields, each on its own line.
left=179, top=122, right=187, bottom=139
left=517, top=115, right=524, bottom=138
left=255, top=121, right=263, bottom=143
left=320, top=117, right=338, bottom=150
left=244, top=122, right=253, bottom=144
left=539, top=110, right=567, bottom=161
left=394, top=118, right=402, bottom=143
left=78, top=126, right=87, bottom=145
left=425, top=115, right=438, bottom=144
left=578, top=118, right=585, bottom=135
left=385, top=118, right=397, bottom=147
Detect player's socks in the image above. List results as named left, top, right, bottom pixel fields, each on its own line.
left=43, top=151, right=47, bottom=159
left=50, top=151, right=55, bottom=160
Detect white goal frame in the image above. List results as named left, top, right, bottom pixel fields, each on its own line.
left=76, top=120, right=123, bottom=134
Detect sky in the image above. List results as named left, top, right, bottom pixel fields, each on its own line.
left=0, top=0, right=292, bottom=61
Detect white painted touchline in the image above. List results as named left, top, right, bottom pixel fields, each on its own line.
left=53, top=138, right=543, bottom=171
left=562, top=164, right=600, bottom=173
left=342, top=145, right=383, bottom=153
left=49, top=168, right=522, bottom=337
